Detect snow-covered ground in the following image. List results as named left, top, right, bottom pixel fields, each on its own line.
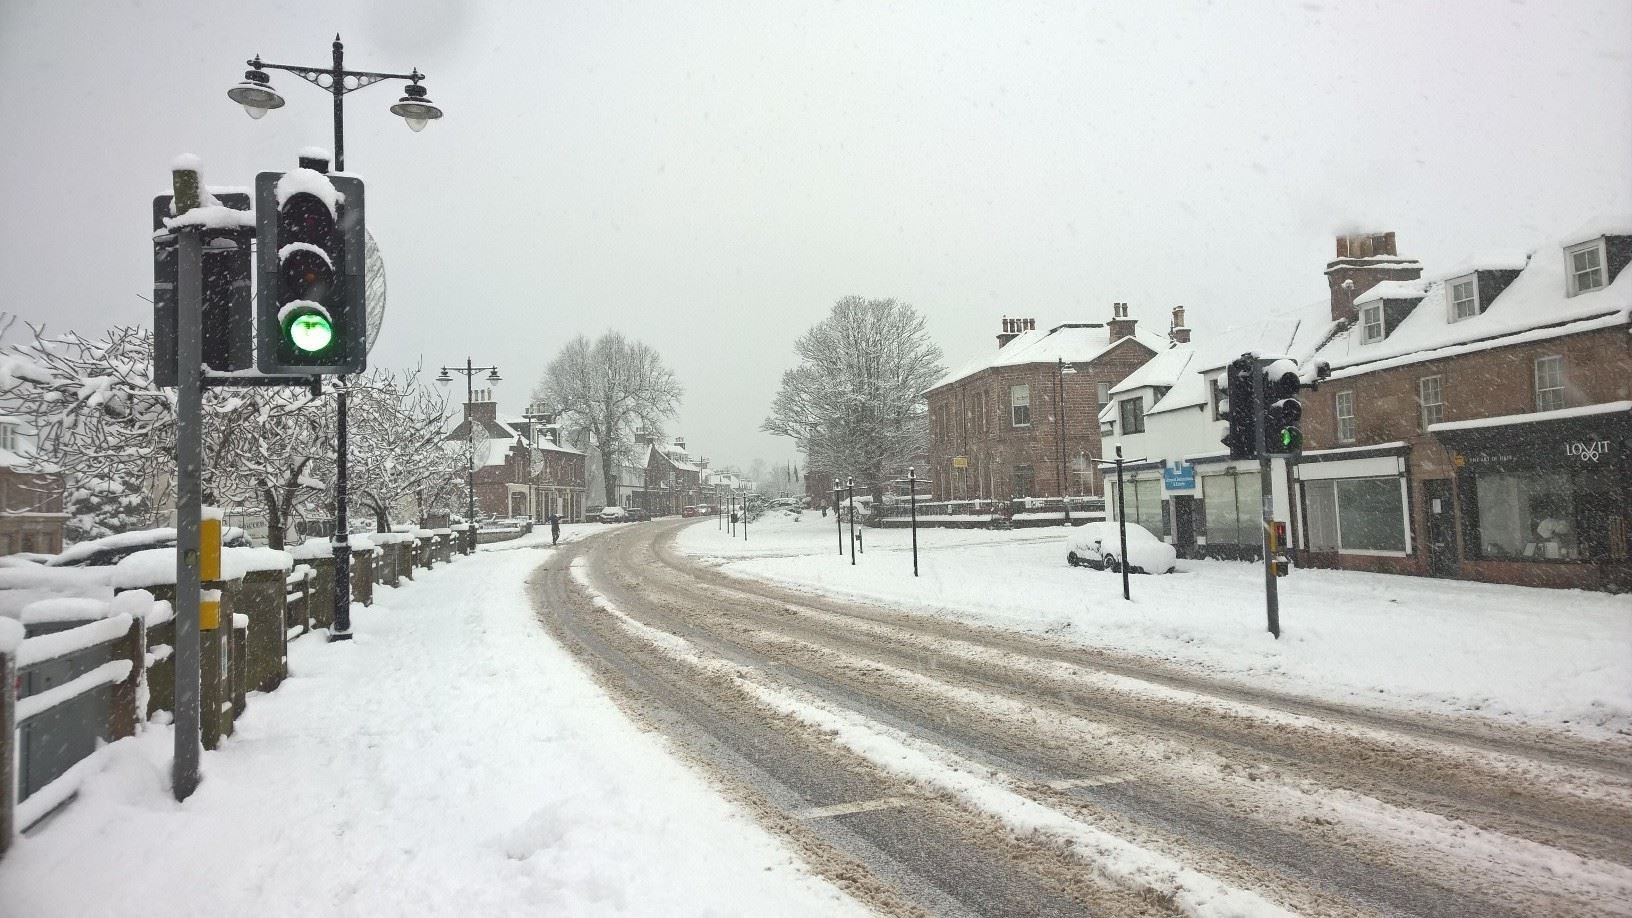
left=0, top=525, right=864, bottom=917
left=678, top=513, right=1632, bottom=742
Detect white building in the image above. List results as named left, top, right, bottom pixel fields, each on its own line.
left=1098, top=301, right=1339, bottom=559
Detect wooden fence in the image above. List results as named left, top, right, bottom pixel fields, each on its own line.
left=0, top=529, right=474, bottom=857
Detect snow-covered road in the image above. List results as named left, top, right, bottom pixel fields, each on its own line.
left=0, top=526, right=866, bottom=917
left=547, top=517, right=1632, bottom=917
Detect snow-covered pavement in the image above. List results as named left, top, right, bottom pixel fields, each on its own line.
left=0, top=526, right=865, bottom=917
left=678, top=512, right=1632, bottom=743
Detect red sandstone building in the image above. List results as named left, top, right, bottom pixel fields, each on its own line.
left=924, top=306, right=1169, bottom=502
left=1294, top=223, right=1631, bottom=591
left=449, top=392, right=588, bottom=522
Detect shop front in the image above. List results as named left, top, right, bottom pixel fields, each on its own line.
left=1293, top=445, right=1416, bottom=575
left=1434, top=405, right=1631, bottom=591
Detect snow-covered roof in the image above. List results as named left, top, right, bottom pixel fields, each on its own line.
left=1319, top=223, right=1632, bottom=376
left=930, top=322, right=1169, bottom=392
left=1354, top=279, right=1430, bottom=306
left=648, top=441, right=699, bottom=473
left=1145, top=299, right=1337, bottom=417
left=1108, top=343, right=1193, bottom=396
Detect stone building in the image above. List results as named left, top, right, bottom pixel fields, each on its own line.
left=924, top=307, right=1167, bottom=502
left=0, top=418, right=66, bottom=556
left=447, top=392, right=588, bottom=522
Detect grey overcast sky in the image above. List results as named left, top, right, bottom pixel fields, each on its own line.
left=2, top=0, right=1629, bottom=469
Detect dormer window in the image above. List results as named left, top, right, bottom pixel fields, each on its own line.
left=0, top=423, right=16, bottom=452
left=1449, top=276, right=1478, bottom=321
left=1359, top=303, right=1384, bottom=343
left=1565, top=239, right=1606, bottom=296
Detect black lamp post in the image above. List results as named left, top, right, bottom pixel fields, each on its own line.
left=1056, top=357, right=1078, bottom=525
left=228, top=36, right=444, bottom=642
left=847, top=476, right=857, bottom=566
left=833, top=484, right=844, bottom=556
left=437, top=361, right=502, bottom=549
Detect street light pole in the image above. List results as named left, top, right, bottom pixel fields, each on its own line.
left=1092, top=445, right=1146, bottom=602
left=847, top=476, right=857, bottom=566
left=1057, top=357, right=1076, bottom=525
left=229, top=36, right=445, bottom=641
left=833, top=484, right=844, bottom=556
left=436, top=361, right=502, bottom=550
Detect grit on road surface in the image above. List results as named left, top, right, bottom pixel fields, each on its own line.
left=533, top=519, right=1632, bottom=918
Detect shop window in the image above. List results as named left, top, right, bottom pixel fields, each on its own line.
left=1115, top=477, right=1164, bottom=538
left=1534, top=356, right=1565, bottom=412
left=1201, top=472, right=1261, bottom=546
left=1303, top=477, right=1408, bottom=553
left=1335, top=391, right=1356, bottom=443
left=1118, top=397, right=1145, bottom=435
left=1468, top=465, right=1622, bottom=561
left=1418, top=376, right=1443, bottom=429
left=1010, top=385, right=1031, bottom=427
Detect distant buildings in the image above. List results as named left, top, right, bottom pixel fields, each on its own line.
left=0, top=417, right=67, bottom=556
left=447, top=390, right=588, bottom=522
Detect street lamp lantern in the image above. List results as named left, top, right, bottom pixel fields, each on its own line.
left=486, top=368, right=503, bottom=385
left=226, top=60, right=285, bottom=119
left=436, top=367, right=453, bottom=385
left=390, top=72, right=443, bottom=132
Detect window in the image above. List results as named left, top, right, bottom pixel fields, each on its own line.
left=1534, top=355, right=1564, bottom=412
left=1418, top=376, right=1443, bottom=429
left=1449, top=277, right=1478, bottom=321
left=1360, top=304, right=1384, bottom=343
left=1009, top=384, right=1030, bottom=427
left=1303, top=477, right=1408, bottom=554
left=1469, top=465, right=1620, bottom=561
left=1335, top=391, right=1356, bottom=443
left=1118, top=397, right=1145, bottom=435
left=1113, top=477, right=1165, bottom=538
left=1201, top=472, right=1261, bottom=546
left=1096, top=381, right=1111, bottom=405
left=0, top=423, right=16, bottom=452
left=1566, top=241, right=1605, bottom=295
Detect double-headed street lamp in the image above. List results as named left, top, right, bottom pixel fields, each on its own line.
left=437, top=361, right=502, bottom=545
left=227, top=36, right=444, bottom=641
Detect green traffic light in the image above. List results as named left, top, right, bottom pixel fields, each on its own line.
left=287, top=311, right=333, bottom=353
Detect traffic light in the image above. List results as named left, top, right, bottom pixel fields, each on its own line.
left=1221, top=355, right=1259, bottom=460
left=255, top=166, right=366, bottom=374
left=152, top=192, right=255, bottom=387
left=1262, top=359, right=1303, bottom=456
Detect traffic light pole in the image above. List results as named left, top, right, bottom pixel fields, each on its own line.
left=1252, top=359, right=1281, bottom=638
left=171, top=164, right=204, bottom=800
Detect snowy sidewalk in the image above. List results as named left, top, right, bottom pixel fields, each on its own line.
left=680, top=513, right=1632, bottom=742
left=0, top=526, right=864, bottom=917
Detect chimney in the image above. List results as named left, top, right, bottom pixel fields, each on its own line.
left=673, top=437, right=686, bottom=452
left=465, top=388, right=497, bottom=424
left=1169, top=305, right=1190, bottom=345
left=1327, top=231, right=1422, bottom=324
left=634, top=427, right=655, bottom=446
left=997, top=316, right=1035, bottom=349
left=1107, top=302, right=1138, bottom=341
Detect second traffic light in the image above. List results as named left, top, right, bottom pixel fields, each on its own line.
left=1261, top=358, right=1303, bottom=457
left=256, top=166, right=366, bottom=375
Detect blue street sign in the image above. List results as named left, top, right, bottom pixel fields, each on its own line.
left=1163, top=462, right=1196, bottom=492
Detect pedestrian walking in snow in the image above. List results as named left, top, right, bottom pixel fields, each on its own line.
left=550, top=514, right=561, bottom=546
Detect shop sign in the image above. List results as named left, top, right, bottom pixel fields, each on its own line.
left=1564, top=438, right=1613, bottom=463
left=952, top=456, right=969, bottom=469
left=1162, top=462, right=1196, bottom=492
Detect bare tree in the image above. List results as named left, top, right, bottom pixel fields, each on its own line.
left=533, top=332, right=682, bottom=507
left=762, top=296, right=944, bottom=498
left=340, top=368, right=462, bottom=533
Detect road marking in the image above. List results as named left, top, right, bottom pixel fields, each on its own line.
left=792, top=796, right=912, bottom=820
left=1045, top=774, right=1130, bottom=791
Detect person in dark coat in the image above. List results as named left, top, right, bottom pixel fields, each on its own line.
left=550, top=513, right=561, bottom=545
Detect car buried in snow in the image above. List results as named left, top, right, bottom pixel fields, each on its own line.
left=1064, top=521, right=1177, bottom=574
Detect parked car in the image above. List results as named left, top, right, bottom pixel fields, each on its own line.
left=599, top=506, right=630, bottom=523
left=1064, top=522, right=1177, bottom=574
left=586, top=505, right=605, bottom=518
left=626, top=507, right=651, bottom=522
